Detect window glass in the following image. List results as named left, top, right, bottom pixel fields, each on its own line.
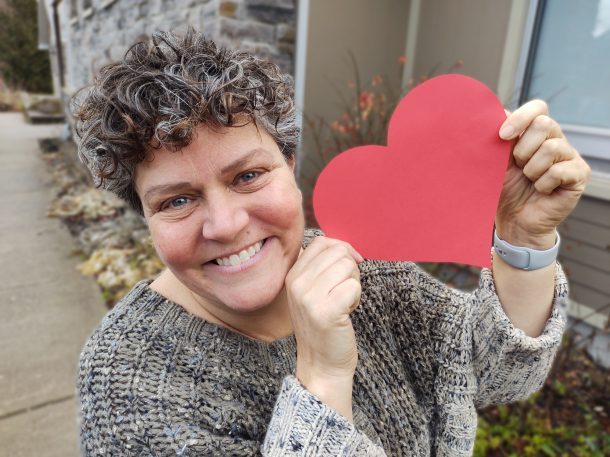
left=525, top=0, right=610, bottom=129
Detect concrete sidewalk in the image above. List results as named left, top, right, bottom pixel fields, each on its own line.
left=0, top=113, right=107, bottom=457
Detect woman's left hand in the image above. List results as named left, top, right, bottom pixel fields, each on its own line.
left=495, top=100, right=592, bottom=248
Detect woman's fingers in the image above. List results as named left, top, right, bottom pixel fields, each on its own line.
left=328, top=277, right=362, bottom=315
left=300, top=243, right=359, bottom=282
left=500, top=99, right=551, bottom=140
left=512, top=114, right=564, bottom=168
left=534, top=157, right=590, bottom=195
left=289, top=242, right=361, bottom=314
left=314, top=257, right=361, bottom=312
left=522, top=138, right=575, bottom=183
left=293, top=237, right=363, bottom=275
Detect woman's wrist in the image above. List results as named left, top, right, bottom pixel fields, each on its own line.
left=494, top=224, right=557, bottom=250
left=296, top=368, right=355, bottom=423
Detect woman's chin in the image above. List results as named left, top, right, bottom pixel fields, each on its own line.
left=223, top=288, right=284, bottom=314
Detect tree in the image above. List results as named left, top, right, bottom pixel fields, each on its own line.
left=0, top=0, right=53, bottom=93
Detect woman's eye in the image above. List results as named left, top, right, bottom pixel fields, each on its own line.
left=237, top=171, right=261, bottom=184
left=162, top=196, right=190, bottom=210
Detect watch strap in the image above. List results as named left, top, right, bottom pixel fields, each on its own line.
left=493, top=230, right=560, bottom=270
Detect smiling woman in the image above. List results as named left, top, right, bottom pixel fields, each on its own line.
left=71, top=28, right=574, bottom=457
left=136, top=121, right=304, bottom=335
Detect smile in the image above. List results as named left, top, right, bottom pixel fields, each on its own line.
left=213, top=239, right=266, bottom=266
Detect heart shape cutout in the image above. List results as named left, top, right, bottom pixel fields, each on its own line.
left=312, top=74, right=510, bottom=268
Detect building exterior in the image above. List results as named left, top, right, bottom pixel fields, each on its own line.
left=38, top=0, right=296, bottom=105
left=39, top=0, right=609, bottom=353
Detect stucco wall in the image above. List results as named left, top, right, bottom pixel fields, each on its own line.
left=302, top=0, right=410, bottom=123
left=412, top=0, right=512, bottom=96
left=299, top=0, right=411, bottom=197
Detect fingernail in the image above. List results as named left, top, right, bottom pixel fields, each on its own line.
left=499, top=124, right=515, bottom=139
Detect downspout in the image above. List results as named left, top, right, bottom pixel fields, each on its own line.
left=294, top=0, right=310, bottom=180
left=52, top=0, right=65, bottom=89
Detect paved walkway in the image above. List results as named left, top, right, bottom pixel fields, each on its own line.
left=0, top=113, right=107, bottom=457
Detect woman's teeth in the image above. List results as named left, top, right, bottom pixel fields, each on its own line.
left=215, top=240, right=264, bottom=266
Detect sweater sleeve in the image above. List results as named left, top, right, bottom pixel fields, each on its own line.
left=470, top=259, right=569, bottom=408
left=371, top=255, right=568, bottom=413
left=262, top=376, right=387, bottom=456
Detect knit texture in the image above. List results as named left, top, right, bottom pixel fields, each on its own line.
left=77, top=228, right=569, bottom=456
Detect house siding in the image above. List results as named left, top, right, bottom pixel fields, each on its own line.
left=558, top=194, right=610, bottom=326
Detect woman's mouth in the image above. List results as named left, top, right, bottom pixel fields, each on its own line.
left=205, top=238, right=269, bottom=272
left=213, top=239, right=266, bottom=266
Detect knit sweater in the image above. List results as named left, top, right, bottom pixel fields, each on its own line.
left=77, top=228, right=569, bottom=456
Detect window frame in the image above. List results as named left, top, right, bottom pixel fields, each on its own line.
left=514, top=0, right=610, bottom=189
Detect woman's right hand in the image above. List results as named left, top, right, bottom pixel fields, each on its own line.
left=285, top=236, right=364, bottom=421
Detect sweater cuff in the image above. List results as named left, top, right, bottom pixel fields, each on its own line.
left=478, top=259, right=569, bottom=351
left=262, top=375, right=386, bottom=456
left=472, top=259, right=569, bottom=405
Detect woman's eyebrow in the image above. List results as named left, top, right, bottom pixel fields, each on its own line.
left=143, top=182, right=193, bottom=205
left=220, top=148, right=273, bottom=174
left=143, top=149, right=274, bottom=204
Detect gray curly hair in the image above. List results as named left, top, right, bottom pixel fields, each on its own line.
left=71, top=28, right=299, bottom=216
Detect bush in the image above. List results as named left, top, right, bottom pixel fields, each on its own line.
left=0, top=0, right=53, bottom=93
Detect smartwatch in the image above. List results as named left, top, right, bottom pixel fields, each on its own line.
left=493, top=230, right=560, bottom=270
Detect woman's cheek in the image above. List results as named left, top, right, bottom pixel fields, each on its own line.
left=149, top=223, right=197, bottom=267
left=270, top=180, right=304, bottom=224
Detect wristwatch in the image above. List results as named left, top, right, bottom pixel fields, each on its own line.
left=493, top=229, right=560, bottom=270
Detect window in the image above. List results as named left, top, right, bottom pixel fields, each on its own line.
left=520, top=0, right=610, bottom=174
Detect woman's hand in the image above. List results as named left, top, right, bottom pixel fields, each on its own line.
left=286, top=236, right=363, bottom=421
left=495, top=100, right=591, bottom=248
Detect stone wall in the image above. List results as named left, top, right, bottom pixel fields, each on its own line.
left=64, top=0, right=296, bottom=94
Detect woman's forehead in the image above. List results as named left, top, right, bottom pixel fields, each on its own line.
left=142, top=122, right=276, bottom=165
left=135, top=124, right=282, bottom=195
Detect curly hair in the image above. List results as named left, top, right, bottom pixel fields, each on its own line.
left=71, top=28, right=299, bottom=216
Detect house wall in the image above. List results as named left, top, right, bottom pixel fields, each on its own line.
left=411, top=0, right=512, bottom=95
left=302, top=0, right=410, bottom=122
left=299, top=0, right=411, bottom=201
left=556, top=191, right=610, bottom=331
left=47, top=0, right=296, bottom=103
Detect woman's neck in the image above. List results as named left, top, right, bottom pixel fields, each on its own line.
left=150, top=269, right=294, bottom=343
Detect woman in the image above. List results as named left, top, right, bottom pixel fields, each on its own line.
left=74, top=29, right=590, bottom=456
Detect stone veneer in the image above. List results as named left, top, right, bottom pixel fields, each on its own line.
left=64, top=0, right=296, bottom=95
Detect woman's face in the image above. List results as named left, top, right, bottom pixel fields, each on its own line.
left=135, top=121, right=304, bottom=315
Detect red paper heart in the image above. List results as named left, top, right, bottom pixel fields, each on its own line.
left=312, top=74, right=510, bottom=268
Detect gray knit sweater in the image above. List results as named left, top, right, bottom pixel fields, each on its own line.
left=77, top=229, right=569, bottom=456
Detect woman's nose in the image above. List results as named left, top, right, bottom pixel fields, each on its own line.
left=201, top=193, right=249, bottom=242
